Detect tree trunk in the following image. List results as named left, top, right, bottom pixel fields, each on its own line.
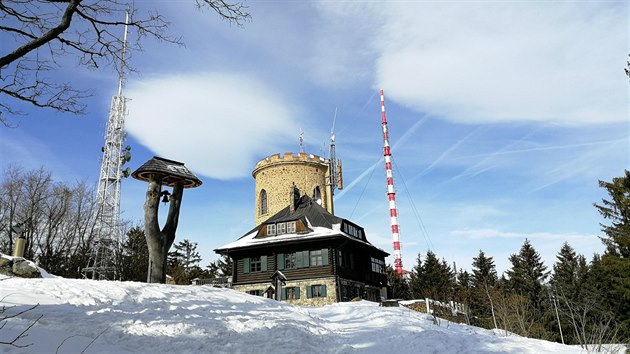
left=143, top=176, right=184, bottom=283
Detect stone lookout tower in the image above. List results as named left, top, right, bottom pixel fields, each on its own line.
left=253, top=152, right=342, bottom=226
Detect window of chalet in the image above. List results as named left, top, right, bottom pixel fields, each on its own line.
left=343, top=222, right=363, bottom=240
left=260, top=189, right=268, bottom=215
left=307, top=284, right=327, bottom=298
left=277, top=249, right=328, bottom=270
left=371, top=257, right=385, bottom=274
left=310, top=250, right=324, bottom=266
left=281, top=287, right=300, bottom=300
left=243, top=256, right=268, bottom=273
left=286, top=221, right=296, bottom=233
left=248, top=290, right=263, bottom=296
left=274, top=221, right=296, bottom=235
left=338, top=250, right=354, bottom=269
left=267, top=224, right=276, bottom=236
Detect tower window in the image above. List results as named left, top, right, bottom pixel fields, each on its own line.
left=312, top=186, right=322, bottom=205
left=260, top=189, right=268, bottom=215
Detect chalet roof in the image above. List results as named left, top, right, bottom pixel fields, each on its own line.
left=214, top=195, right=388, bottom=256
left=265, top=194, right=342, bottom=228
left=132, top=156, right=202, bottom=188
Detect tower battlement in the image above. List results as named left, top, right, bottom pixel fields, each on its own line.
left=253, top=152, right=329, bottom=176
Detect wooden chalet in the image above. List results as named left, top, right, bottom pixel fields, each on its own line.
left=214, top=192, right=389, bottom=305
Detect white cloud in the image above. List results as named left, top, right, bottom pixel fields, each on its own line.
left=316, top=2, right=627, bottom=125
left=126, top=72, right=298, bottom=180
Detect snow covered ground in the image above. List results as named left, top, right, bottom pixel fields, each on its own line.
left=0, top=273, right=622, bottom=354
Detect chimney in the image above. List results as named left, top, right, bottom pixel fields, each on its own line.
left=289, top=184, right=300, bottom=213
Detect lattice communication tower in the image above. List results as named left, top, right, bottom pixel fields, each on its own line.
left=82, top=14, right=131, bottom=280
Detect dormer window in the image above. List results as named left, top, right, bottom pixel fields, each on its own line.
left=271, top=221, right=296, bottom=235
left=276, top=221, right=295, bottom=235
left=343, top=222, right=363, bottom=240
left=286, top=221, right=296, bottom=233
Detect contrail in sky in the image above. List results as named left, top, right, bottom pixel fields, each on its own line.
left=409, top=126, right=485, bottom=184
left=336, top=116, right=429, bottom=200
left=442, top=128, right=540, bottom=185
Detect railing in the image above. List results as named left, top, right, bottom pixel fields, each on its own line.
left=191, top=276, right=232, bottom=287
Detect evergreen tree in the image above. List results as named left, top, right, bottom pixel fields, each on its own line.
left=471, top=250, right=498, bottom=288
left=386, top=265, right=411, bottom=300
left=120, top=227, right=149, bottom=282
left=408, top=252, right=424, bottom=299
left=167, top=239, right=203, bottom=284
left=550, top=243, right=588, bottom=300
left=505, top=239, right=549, bottom=339
left=593, top=171, right=630, bottom=339
left=409, top=250, right=454, bottom=301
left=594, top=170, right=630, bottom=258
left=506, top=239, right=549, bottom=307
left=207, top=254, right=233, bottom=278
left=470, top=250, right=499, bottom=329
left=548, top=243, right=590, bottom=344
left=454, top=269, right=472, bottom=311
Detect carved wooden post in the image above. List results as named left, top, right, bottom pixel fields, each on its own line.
left=132, top=156, right=202, bottom=283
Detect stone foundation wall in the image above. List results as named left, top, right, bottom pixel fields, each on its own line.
left=234, top=276, right=338, bottom=306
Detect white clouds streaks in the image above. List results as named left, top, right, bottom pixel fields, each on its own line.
left=126, top=73, right=297, bottom=180
left=319, top=2, right=627, bottom=125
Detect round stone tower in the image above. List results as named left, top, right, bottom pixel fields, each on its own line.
left=253, top=152, right=334, bottom=225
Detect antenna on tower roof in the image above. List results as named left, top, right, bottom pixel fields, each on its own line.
left=327, top=107, right=343, bottom=198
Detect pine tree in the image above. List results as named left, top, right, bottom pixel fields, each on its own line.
left=506, top=239, right=549, bottom=305
left=472, top=250, right=498, bottom=288
left=551, top=243, right=588, bottom=301
left=207, top=254, right=233, bottom=278
left=470, top=250, right=499, bottom=329
left=167, top=239, right=203, bottom=284
left=505, top=239, right=549, bottom=338
left=408, top=252, right=424, bottom=299
left=409, top=250, right=454, bottom=301
left=387, top=265, right=411, bottom=300
left=120, top=227, right=149, bottom=282
left=593, top=171, right=630, bottom=339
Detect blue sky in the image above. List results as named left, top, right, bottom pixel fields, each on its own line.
left=1, top=1, right=628, bottom=274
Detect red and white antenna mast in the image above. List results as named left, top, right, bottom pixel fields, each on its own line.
left=380, top=89, right=403, bottom=275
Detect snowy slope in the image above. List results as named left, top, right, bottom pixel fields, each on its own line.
left=0, top=275, right=597, bottom=353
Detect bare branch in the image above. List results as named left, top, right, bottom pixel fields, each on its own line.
left=0, top=0, right=251, bottom=126
left=0, top=303, right=42, bottom=348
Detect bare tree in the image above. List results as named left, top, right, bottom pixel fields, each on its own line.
left=1, top=0, right=250, bottom=126
left=0, top=165, right=25, bottom=253
left=144, top=177, right=184, bottom=283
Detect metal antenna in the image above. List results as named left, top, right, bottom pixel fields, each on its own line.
left=326, top=107, right=343, bottom=212
left=380, top=89, right=403, bottom=275
left=83, top=12, right=132, bottom=280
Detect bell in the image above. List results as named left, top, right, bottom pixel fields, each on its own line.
left=160, top=191, right=170, bottom=203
